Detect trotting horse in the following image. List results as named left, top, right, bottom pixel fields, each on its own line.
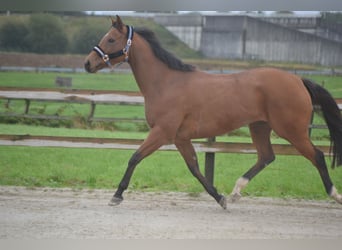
left=85, top=15, right=342, bottom=209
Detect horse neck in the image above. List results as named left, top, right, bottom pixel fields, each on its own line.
left=128, top=35, right=172, bottom=97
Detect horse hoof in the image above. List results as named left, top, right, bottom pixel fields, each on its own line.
left=219, top=196, right=227, bottom=209
left=330, top=186, right=342, bottom=204
left=108, top=196, right=123, bottom=206
left=230, top=192, right=241, bottom=203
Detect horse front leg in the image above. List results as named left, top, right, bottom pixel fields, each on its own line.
left=175, top=139, right=227, bottom=209
left=109, top=126, right=167, bottom=206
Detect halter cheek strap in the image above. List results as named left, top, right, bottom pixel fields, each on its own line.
left=93, top=25, right=134, bottom=67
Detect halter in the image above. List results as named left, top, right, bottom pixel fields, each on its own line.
left=93, top=25, right=134, bottom=67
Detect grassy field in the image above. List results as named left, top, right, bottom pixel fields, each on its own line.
left=0, top=121, right=340, bottom=200
left=1, top=71, right=342, bottom=200
left=0, top=71, right=139, bottom=90
left=1, top=144, right=341, bottom=200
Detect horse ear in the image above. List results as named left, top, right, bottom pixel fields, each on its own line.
left=110, top=16, right=116, bottom=26
left=114, top=15, right=124, bottom=32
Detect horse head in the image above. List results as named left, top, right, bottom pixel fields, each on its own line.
left=84, top=15, right=133, bottom=73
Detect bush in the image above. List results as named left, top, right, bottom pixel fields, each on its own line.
left=25, top=13, right=69, bottom=54
left=0, top=19, right=29, bottom=51
left=71, top=21, right=108, bottom=54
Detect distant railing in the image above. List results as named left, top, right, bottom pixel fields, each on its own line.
left=1, top=66, right=341, bottom=76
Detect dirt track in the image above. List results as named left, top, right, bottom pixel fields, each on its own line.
left=1, top=186, right=342, bottom=239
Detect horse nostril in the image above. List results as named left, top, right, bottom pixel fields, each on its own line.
left=84, top=60, right=91, bottom=72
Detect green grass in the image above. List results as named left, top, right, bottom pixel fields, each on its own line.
left=0, top=71, right=146, bottom=131
left=302, top=74, right=342, bottom=98
left=1, top=145, right=341, bottom=200
left=0, top=123, right=340, bottom=200
left=0, top=71, right=139, bottom=91
left=1, top=71, right=341, bottom=93
left=1, top=71, right=342, bottom=200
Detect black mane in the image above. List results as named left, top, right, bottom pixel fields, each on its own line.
left=134, top=27, right=195, bottom=72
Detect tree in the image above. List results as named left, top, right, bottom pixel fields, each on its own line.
left=0, top=19, right=29, bottom=52
left=25, top=13, right=69, bottom=54
left=71, top=21, right=108, bottom=54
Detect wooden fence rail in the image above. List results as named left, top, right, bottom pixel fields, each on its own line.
left=0, top=87, right=340, bottom=184
left=0, top=87, right=144, bottom=122
left=1, top=87, right=342, bottom=125
left=2, top=134, right=332, bottom=154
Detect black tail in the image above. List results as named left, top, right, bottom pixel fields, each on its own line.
left=302, top=78, right=342, bottom=168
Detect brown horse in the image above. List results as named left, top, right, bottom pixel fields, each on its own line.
left=85, top=15, right=342, bottom=209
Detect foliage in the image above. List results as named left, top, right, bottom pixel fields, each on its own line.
left=25, top=13, right=68, bottom=54
left=0, top=13, right=69, bottom=54
left=0, top=19, right=29, bottom=51
left=71, top=20, right=109, bottom=54
left=0, top=13, right=199, bottom=58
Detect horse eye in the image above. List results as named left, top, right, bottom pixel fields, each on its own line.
left=108, top=38, right=115, bottom=43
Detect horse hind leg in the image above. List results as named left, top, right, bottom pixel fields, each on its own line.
left=231, top=121, right=275, bottom=202
left=275, top=118, right=342, bottom=204
left=314, top=148, right=342, bottom=203
left=288, top=135, right=342, bottom=204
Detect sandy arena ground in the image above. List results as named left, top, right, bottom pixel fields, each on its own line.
left=0, top=186, right=342, bottom=239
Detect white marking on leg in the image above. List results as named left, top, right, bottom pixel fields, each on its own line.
left=230, top=177, right=249, bottom=202
left=330, top=186, right=342, bottom=204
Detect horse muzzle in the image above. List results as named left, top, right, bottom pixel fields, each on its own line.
left=84, top=60, right=92, bottom=73
left=84, top=59, right=101, bottom=73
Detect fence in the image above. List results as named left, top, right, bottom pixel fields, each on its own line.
left=0, top=87, right=339, bottom=184
left=0, top=87, right=145, bottom=123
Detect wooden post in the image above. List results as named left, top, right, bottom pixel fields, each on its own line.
left=88, top=102, right=96, bottom=122
left=205, top=137, right=216, bottom=185
left=24, top=99, right=30, bottom=114
left=5, top=99, right=10, bottom=109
